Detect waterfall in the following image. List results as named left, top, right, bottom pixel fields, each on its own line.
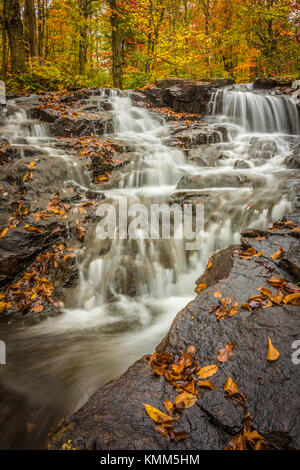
left=0, top=86, right=299, bottom=449
left=210, top=88, right=300, bottom=135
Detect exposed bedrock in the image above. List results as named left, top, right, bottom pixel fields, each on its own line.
left=46, top=212, right=300, bottom=450
left=142, top=78, right=235, bottom=114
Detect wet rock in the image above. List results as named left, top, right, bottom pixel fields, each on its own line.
left=177, top=173, right=252, bottom=190
left=143, top=78, right=235, bottom=115
left=253, top=78, right=293, bottom=90
left=46, top=213, right=300, bottom=450
left=234, top=160, right=251, bottom=169
left=285, top=148, right=300, bottom=170
left=50, top=112, right=113, bottom=137
left=0, top=218, right=67, bottom=287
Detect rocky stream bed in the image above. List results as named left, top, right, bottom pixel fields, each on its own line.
left=0, top=78, right=299, bottom=450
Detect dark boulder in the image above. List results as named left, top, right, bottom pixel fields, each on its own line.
left=0, top=218, right=67, bottom=287
left=143, top=78, right=235, bottom=115
left=253, top=78, right=293, bottom=90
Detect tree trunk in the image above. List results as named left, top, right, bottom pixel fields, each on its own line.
left=0, top=0, right=7, bottom=77
left=25, top=0, right=38, bottom=58
left=37, top=0, right=45, bottom=59
left=78, top=0, right=88, bottom=75
left=109, top=0, right=122, bottom=89
left=5, top=0, right=27, bottom=73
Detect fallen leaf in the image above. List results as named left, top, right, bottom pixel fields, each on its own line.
left=270, top=246, right=283, bottom=260
left=197, top=364, right=218, bottom=379
left=197, top=380, right=215, bottom=390
left=143, top=404, right=175, bottom=423
left=196, top=283, right=207, bottom=293
left=258, top=287, right=273, bottom=296
left=24, top=224, right=43, bottom=233
left=214, top=291, right=222, bottom=298
left=164, top=400, right=174, bottom=416
left=283, top=293, right=300, bottom=304
left=224, top=376, right=239, bottom=395
left=228, top=301, right=239, bottom=317
left=0, top=301, right=7, bottom=313
left=267, top=338, right=280, bottom=361
left=26, top=423, right=36, bottom=433
left=206, top=258, right=212, bottom=270
left=217, top=343, right=234, bottom=363
left=174, top=391, right=197, bottom=409
left=0, top=227, right=9, bottom=239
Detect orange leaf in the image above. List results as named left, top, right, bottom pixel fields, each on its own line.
left=224, top=376, right=239, bottom=395
left=143, top=404, right=175, bottom=423
left=196, top=283, right=207, bottom=293
left=206, top=258, right=212, bottom=270
left=270, top=246, right=283, bottom=260
left=267, top=338, right=279, bottom=361
left=217, top=343, right=234, bottom=363
left=197, top=364, right=218, bottom=379
left=197, top=380, right=215, bottom=390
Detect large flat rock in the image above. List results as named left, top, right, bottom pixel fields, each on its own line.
left=46, top=213, right=300, bottom=450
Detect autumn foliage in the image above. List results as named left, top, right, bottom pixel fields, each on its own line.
left=1, top=0, right=299, bottom=92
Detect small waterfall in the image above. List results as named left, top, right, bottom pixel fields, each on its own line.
left=210, top=88, right=300, bottom=134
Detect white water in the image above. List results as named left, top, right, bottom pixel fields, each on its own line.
left=0, top=86, right=299, bottom=448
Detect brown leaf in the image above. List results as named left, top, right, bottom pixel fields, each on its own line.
left=24, top=224, right=43, bottom=233
left=197, top=380, right=215, bottom=390
left=217, top=343, right=234, bottom=363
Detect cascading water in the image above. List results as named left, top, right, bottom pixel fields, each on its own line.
left=0, top=85, right=299, bottom=449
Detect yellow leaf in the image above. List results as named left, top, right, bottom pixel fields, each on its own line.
left=28, top=161, right=36, bottom=169
left=197, top=380, right=215, bottom=390
left=143, top=404, right=175, bottom=423
left=0, top=228, right=9, bottom=239
left=174, top=391, right=197, bottom=409
left=224, top=376, right=239, bottom=395
left=197, top=364, right=218, bottom=379
left=258, top=287, right=273, bottom=296
left=206, top=258, right=213, bottom=270
left=196, top=283, right=207, bottom=293
left=270, top=246, right=283, bottom=260
left=283, top=293, right=300, bottom=304
left=267, top=338, right=280, bottom=361
left=0, top=301, right=7, bottom=313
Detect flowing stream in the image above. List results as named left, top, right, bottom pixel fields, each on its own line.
left=0, top=85, right=299, bottom=448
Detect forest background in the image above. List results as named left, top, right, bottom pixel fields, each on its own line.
left=0, top=0, right=299, bottom=93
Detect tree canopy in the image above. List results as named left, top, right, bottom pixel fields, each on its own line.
left=1, top=0, right=299, bottom=91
